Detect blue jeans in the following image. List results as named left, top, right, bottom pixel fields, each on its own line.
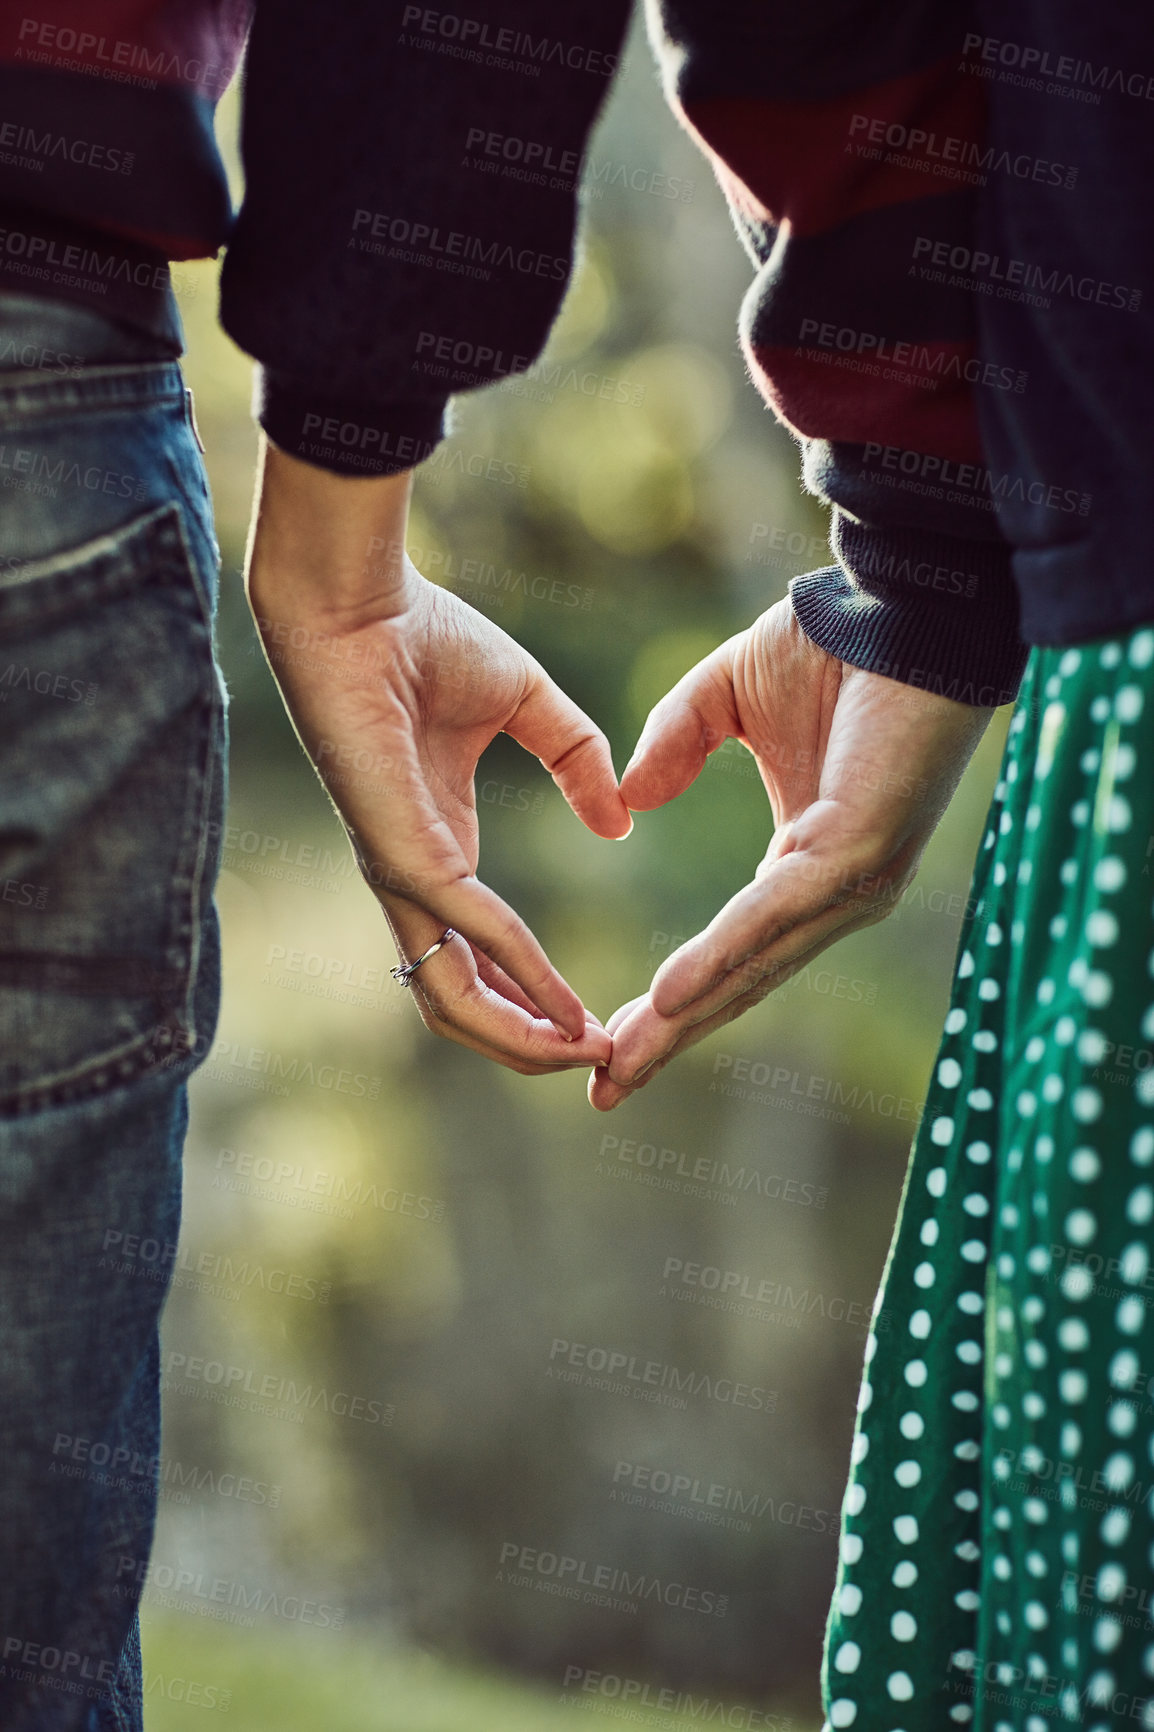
left=0, top=294, right=227, bottom=1731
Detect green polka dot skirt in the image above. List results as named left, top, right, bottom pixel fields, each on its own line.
left=821, top=626, right=1154, bottom=1732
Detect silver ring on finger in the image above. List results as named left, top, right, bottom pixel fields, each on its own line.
left=390, top=928, right=458, bottom=987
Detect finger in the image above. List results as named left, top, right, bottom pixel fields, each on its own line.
left=412, top=962, right=611, bottom=1070
left=389, top=915, right=608, bottom=1074
left=618, top=639, right=739, bottom=812
left=385, top=904, right=611, bottom=1067
left=604, top=994, right=647, bottom=1038
left=600, top=992, right=693, bottom=1092
left=393, top=906, right=599, bottom=1026
left=504, top=664, right=633, bottom=840
left=380, top=867, right=591, bottom=1042
left=431, top=1011, right=610, bottom=1075
left=432, top=1015, right=608, bottom=1076
left=647, top=837, right=864, bottom=1018
left=472, top=945, right=607, bottom=1028
left=343, top=739, right=599, bottom=1040
left=589, top=978, right=774, bottom=1111
left=584, top=994, right=653, bottom=1109
left=607, top=903, right=881, bottom=1089
left=414, top=974, right=611, bottom=1070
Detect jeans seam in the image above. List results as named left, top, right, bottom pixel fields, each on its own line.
left=0, top=361, right=184, bottom=425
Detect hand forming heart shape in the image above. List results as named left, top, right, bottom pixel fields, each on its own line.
left=247, top=451, right=994, bottom=1103
left=586, top=596, right=995, bottom=1112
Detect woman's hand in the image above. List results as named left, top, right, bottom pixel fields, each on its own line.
left=589, top=595, right=995, bottom=1110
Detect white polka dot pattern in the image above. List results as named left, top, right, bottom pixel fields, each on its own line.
left=821, top=633, right=1154, bottom=1730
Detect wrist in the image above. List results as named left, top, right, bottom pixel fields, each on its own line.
left=245, top=436, right=418, bottom=627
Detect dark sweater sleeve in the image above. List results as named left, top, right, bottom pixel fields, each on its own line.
left=218, top=0, right=631, bottom=477
left=648, top=0, right=1029, bottom=705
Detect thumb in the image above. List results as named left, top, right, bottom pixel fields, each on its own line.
left=505, top=662, right=633, bottom=840
left=619, top=638, right=740, bottom=812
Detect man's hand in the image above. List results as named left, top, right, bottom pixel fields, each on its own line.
left=589, top=595, right=995, bottom=1110
left=245, top=439, right=631, bottom=1075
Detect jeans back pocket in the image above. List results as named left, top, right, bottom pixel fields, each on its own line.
left=0, top=500, right=225, bottom=1113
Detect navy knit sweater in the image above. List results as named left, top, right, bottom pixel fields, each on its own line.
left=2, top=2, right=1150, bottom=706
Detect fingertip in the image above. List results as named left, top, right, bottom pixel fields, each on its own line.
left=588, top=1066, right=623, bottom=1112
left=568, top=784, right=634, bottom=841
left=619, top=760, right=672, bottom=814
left=650, top=976, right=690, bottom=1020
left=617, top=764, right=647, bottom=810
left=546, top=978, right=590, bottom=1044
left=591, top=793, right=634, bottom=841
left=650, top=950, right=701, bottom=1019
left=549, top=1006, right=587, bottom=1043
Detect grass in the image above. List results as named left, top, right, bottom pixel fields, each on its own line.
left=139, top=1614, right=809, bottom=1732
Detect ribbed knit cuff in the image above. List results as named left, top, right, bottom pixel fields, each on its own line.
left=257, top=370, right=449, bottom=477
left=788, top=509, right=1030, bottom=707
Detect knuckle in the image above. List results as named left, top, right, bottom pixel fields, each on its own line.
left=547, top=729, right=603, bottom=778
